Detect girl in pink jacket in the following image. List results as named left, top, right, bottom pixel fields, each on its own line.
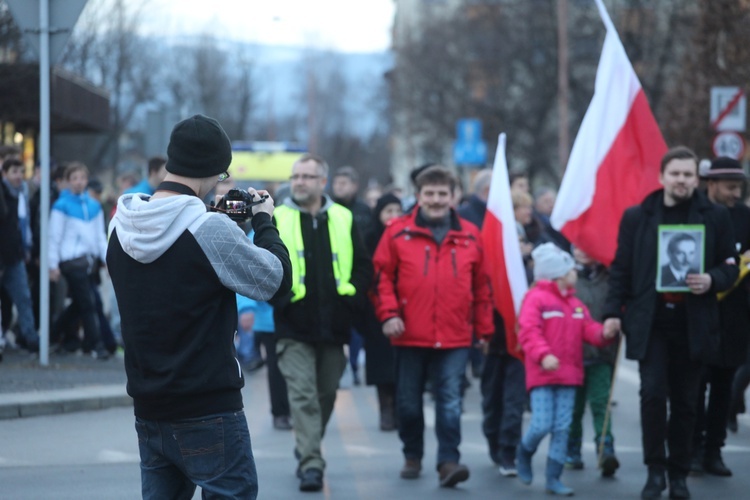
left=515, top=243, right=617, bottom=496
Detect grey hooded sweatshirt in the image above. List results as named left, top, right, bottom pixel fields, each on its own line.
left=107, top=193, right=291, bottom=420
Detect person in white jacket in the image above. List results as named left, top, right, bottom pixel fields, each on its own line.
left=49, top=162, right=109, bottom=359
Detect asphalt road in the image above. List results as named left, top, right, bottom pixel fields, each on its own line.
left=2, top=356, right=750, bottom=499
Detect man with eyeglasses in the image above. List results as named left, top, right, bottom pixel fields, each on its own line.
left=107, top=114, right=292, bottom=499
left=273, top=153, right=372, bottom=492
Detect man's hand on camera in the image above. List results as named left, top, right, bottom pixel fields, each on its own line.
left=247, top=188, right=274, bottom=217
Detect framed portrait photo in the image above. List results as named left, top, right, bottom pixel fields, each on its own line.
left=656, top=224, right=706, bottom=293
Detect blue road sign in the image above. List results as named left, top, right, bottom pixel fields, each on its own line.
left=454, top=118, right=487, bottom=166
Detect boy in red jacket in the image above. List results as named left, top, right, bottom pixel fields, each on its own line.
left=515, top=243, right=617, bottom=496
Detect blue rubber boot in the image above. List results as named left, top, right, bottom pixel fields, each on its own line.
left=545, top=458, right=574, bottom=496
left=516, top=443, right=534, bottom=485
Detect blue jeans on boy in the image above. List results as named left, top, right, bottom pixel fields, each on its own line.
left=135, top=410, right=257, bottom=499
left=522, top=386, right=576, bottom=464
left=395, top=346, right=470, bottom=467
left=1, top=261, right=38, bottom=345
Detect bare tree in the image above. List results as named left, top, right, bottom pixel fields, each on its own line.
left=0, top=1, right=22, bottom=62
left=59, top=0, right=162, bottom=169
left=165, top=35, right=256, bottom=140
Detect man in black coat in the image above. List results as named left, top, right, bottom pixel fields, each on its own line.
left=603, top=147, right=738, bottom=500
left=691, top=157, right=750, bottom=477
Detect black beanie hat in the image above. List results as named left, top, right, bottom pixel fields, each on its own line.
left=165, top=114, right=232, bottom=178
left=374, top=192, right=402, bottom=219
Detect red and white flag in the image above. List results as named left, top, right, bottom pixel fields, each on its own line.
left=551, top=0, right=667, bottom=266
left=482, top=133, right=527, bottom=361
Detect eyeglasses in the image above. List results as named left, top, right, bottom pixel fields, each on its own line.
left=289, top=174, right=321, bottom=181
left=218, top=171, right=231, bottom=182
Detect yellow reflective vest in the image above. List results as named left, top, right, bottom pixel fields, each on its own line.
left=274, top=203, right=356, bottom=303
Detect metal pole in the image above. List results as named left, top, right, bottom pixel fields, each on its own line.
left=557, top=0, right=570, bottom=174
left=39, top=0, right=51, bottom=366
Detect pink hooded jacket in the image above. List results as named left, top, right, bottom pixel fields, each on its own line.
left=518, top=280, right=613, bottom=391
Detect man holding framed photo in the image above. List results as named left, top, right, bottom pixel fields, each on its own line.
left=658, top=230, right=702, bottom=290
left=603, top=146, right=738, bottom=500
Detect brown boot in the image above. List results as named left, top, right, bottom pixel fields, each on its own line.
left=400, top=458, right=422, bottom=479
left=438, top=462, right=470, bottom=487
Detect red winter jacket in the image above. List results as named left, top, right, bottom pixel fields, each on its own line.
left=518, top=280, right=613, bottom=391
left=372, top=209, right=494, bottom=349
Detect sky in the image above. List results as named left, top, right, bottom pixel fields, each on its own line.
left=145, top=0, right=395, bottom=53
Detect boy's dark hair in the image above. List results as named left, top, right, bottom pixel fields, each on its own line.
left=147, top=156, right=167, bottom=175
left=64, top=161, right=89, bottom=180
left=52, top=164, right=68, bottom=182
left=660, top=146, right=698, bottom=174
left=415, top=165, right=456, bottom=193
left=2, top=157, right=23, bottom=172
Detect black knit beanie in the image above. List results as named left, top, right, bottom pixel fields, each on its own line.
left=165, top=114, right=232, bottom=178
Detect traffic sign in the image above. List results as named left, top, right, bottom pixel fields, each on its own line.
left=711, top=86, right=746, bottom=132
left=712, top=132, right=745, bottom=160
left=5, top=0, right=88, bottom=65
left=454, top=118, right=487, bottom=166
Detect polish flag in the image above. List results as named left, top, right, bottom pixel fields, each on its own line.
left=550, top=0, right=667, bottom=266
left=482, top=133, right=527, bottom=361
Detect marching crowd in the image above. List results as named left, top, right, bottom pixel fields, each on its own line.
left=2, top=115, right=750, bottom=500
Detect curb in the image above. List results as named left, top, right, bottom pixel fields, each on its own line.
left=0, top=385, right=132, bottom=419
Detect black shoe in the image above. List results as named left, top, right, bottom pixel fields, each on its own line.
left=668, top=476, right=690, bottom=499
left=703, top=456, right=732, bottom=477
left=273, top=415, right=293, bottom=430
left=727, top=414, right=739, bottom=433
left=299, top=468, right=323, bottom=492
left=93, top=347, right=110, bottom=360
left=641, top=468, right=666, bottom=499
left=688, top=454, right=704, bottom=476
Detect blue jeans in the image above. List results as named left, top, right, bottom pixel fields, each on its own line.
left=0, top=261, right=38, bottom=344
left=135, top=410, right=257, bottom=499
left=522, top=386, right=576, bottom=464
left=394, top=346, right=470, bottom=467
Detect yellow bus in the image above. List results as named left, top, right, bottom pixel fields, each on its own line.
left=228, top=142, right=307, bottom=182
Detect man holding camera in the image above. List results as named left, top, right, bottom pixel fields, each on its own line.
left=273, top=153, right=372, bottom=492
left=107, top=114, right=291, bottom=499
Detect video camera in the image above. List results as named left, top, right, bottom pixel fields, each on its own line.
left=212, top=189, right=268, bottom=223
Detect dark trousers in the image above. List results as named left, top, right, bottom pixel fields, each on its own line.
left=59, top=267, right=102, bottom=351
left=394, top=346, right=470, bottom=467
left=730, top=357, right=750, bottom=417
left=638, top=329, right=703, bottom=477
left=694, top=365, right=736, bottom=455
left=257, top=333, right=290, bottom=418
left=481, top=353, right=525, bottom=462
